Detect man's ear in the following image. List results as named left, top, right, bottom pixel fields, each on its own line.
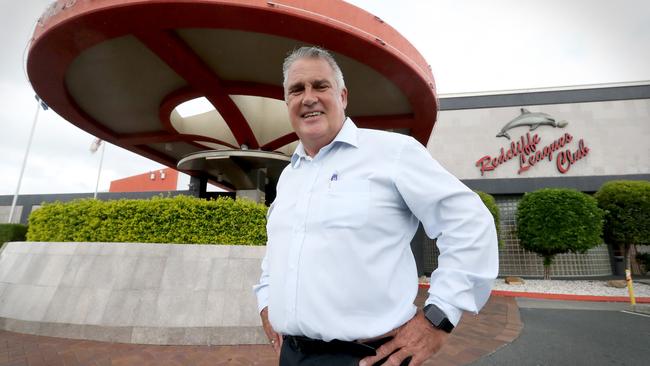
left=340, top=87, right=348, bottom=109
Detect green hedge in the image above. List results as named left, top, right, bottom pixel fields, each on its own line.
left=0, top=224, right=28, bottom=244
left=475, top=191, right=502, bottom=247
left=27, top=195, right=268, bottom=245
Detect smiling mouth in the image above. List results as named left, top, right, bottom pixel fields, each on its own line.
left=301, top=111, right=324, bottom=118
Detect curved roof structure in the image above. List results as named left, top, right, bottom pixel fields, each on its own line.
left=28, top=0, right=438, bottom=189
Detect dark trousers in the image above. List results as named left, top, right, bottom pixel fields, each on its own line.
left=279, top=335, right=411, bottom=366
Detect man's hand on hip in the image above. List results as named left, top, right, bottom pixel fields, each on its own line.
left=359, top=310, right=449, bottom=366
left=260, top=307, right=282, bottom=354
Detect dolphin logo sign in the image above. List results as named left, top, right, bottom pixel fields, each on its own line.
left=496, top=108, right=568, bottom=139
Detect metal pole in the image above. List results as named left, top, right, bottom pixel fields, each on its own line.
left=94, top=141, right=106, bottom=199
left=8, top=99, right=42, bottom=223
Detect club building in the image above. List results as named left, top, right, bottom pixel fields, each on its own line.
left=422, top=82, right=650, bottom=277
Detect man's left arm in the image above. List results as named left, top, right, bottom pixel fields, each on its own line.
left=361, top=138, right=498, bottom=366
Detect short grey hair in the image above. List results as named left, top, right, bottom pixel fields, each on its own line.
left=282, top=46, right=346, bottom=96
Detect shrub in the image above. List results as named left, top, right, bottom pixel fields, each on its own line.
left=637, top=253, right=650, bottom=274
left=0, top=224, right=28, bottom=246
left=594, top=180, right=650, bottom=274
left=475, top=191, right=502, bottom=247
left=26, top=195, right=268, bottom=245
left=516, top=188, right=604, bottom=279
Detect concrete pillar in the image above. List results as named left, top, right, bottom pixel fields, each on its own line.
left=188, top=176, right=208, bottom=198
left=236, top=189, right=265, bottom=203
left=236, top=169, right=267, bottom=204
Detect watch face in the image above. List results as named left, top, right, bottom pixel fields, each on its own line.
left=424, top=305, right=454, bottom=333
left=424, top=305, right=445, bottom=326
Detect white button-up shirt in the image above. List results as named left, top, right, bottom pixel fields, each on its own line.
left=254, top=118, right=498, bottom=342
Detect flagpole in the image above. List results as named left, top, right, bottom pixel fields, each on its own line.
left=8, top=96, right=46, bottom=223
left=93, top=141, right=106, bottom=199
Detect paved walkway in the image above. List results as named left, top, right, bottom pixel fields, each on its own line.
left=0, top=290, right=521, bottom=366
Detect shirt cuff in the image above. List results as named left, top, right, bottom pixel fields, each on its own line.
left=252, top=283, right=269, bottom=314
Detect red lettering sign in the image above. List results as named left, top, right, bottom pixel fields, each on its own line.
left=556, top=139, right=589, bottom=173
left=475, top=133, right=589, bottom=175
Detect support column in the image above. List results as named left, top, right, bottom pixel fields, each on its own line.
left=189, top=175, right=208, bottom=198
left=236, top=168, right=267, bottom=203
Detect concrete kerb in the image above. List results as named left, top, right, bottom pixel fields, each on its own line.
left=0, top=241, right=267, bottom=345
left=0, top=316, right=267, bottom=345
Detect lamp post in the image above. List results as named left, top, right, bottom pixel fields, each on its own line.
left=8, top=95, right=48, bottom=224
left=89, top=138, right=106, bottom=199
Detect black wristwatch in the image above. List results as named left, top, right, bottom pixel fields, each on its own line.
left=423, top=304, right=454, bottom=333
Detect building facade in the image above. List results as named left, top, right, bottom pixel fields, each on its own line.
left=417, top=82, right=650, bottom=277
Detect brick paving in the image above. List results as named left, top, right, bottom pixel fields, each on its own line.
left=0, top=293, right=521, bottom=366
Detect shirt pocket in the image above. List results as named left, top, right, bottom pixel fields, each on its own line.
left=319, top=179, right=370, bottom=229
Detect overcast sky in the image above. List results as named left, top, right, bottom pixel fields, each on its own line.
left=1, top=0, right=649, bottom=195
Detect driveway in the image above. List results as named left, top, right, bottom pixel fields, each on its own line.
left=469, top=299, right=650, bottom=366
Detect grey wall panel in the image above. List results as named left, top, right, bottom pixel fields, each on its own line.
left=462, top=174, right=650, bottom=194
left=0, top=242, right=266, bottom=345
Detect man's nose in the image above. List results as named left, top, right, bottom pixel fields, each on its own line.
left=302, top=87, right=317, bottom=105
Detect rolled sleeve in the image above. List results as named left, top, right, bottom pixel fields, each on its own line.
left=253, top=253, right=270, bottom=314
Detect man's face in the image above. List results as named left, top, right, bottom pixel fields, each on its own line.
left=285, top=57, right=348, bottom=156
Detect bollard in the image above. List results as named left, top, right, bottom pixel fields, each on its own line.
left=625, top=269, right=636, bottom=309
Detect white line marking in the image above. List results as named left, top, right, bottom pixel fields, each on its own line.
left=620, top=310, right=650, bottom=318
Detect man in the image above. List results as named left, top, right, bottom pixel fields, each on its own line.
left=254, top=46, right=498, bottom=366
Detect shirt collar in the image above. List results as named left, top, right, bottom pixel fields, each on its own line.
left=291, top=117, right=359, bottom=168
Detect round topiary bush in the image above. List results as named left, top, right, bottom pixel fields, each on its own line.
left=516, top=188, right=604, bottom=279
left=595, top=180, right=650, bottom=273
